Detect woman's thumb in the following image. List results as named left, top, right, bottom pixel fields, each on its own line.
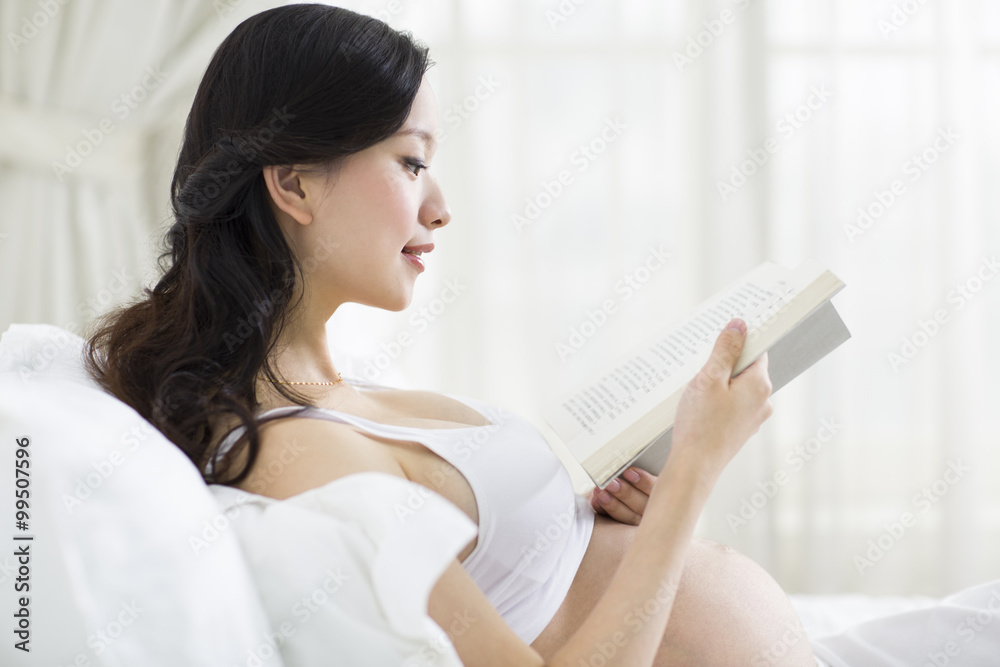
left=702, top=318, right=747, bottom=384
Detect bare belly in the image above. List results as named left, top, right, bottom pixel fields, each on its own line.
left=528, top=514, right=817, bottom=666
left=529, top=512, right=634, bottom=656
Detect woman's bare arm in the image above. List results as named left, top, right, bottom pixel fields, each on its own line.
left=251, top=414, right=726, bottom=666
left=251, top=320, right=767, bottom=667
left=429, top=318, right=774, bottom=666
left=427, top=451, right=717, bottom=666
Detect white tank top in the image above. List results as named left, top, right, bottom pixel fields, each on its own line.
left=210, top=378, right=596, bottom=645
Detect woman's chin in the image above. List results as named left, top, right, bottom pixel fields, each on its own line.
left=357, top=276, right=416, bottom=312
left=352, top=287, right=412, bottom=313
left=384, top=289, right=414, bottom=312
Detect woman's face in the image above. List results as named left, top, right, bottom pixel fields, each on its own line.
left=269, top=75, right=450, bottom=315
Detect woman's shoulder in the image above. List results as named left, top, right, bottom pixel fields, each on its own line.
left=231, top=413, right=409, bottom=499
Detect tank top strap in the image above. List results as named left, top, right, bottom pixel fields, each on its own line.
left=256, top=404, right=432, bottom=441
left=210, top=387, right=509, bottom=469
left=261, top=400, right=504, bottom=434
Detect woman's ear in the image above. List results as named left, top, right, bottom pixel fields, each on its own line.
left=262, top=165, right=314, bottom=226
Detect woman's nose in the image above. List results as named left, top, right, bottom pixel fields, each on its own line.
left=423, top=177, right=451, bottom=228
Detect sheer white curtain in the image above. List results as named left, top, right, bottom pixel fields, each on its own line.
left=329, top=0, right=1000, bottom=597
left=0, top=0, right=286, bottom=337
left=2, top=0, right=996, bottom=598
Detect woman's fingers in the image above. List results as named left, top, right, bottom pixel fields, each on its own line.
left=589, top=489, right=608, bottom=516
left=620, top=467, right=656, bottom=496
left=592, top=486, right=642, bottom=525
left=589, top=468, right=656, bottom=525
left=607, top=470, right=652, bottom=515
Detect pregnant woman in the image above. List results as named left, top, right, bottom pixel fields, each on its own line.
left=84, top=5, right=815, bottom=665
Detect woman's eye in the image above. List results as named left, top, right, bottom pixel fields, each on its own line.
left=403, top=157, right=426, bottom=176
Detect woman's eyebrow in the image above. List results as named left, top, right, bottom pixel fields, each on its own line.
left=396, top=127, right=437, bottom=147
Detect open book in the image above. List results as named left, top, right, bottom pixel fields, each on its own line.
left=541, top=259, right=850, bottom=489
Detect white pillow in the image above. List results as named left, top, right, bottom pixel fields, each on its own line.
left=211, top=473, right=478, bottom=667
left=0, top=323, right=477, bottom=667
left=0, top=322, right=98, bottom=387
left=0, top=323, right=284, bottom=667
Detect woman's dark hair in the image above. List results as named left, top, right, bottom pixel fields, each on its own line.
left=84, top=4, right=432, bottom=486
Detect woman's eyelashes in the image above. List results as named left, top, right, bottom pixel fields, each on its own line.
left=402, top=156, right=427, bottom=176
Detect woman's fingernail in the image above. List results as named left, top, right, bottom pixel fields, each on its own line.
left=598, top=490, right=611, bottom=503
left=606, top=479, right=621, bottom=492
left=624, top=469, right=640, bottom=483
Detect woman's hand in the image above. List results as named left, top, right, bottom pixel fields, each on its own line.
left=588, top=467, right=658, bottom=525
left=662, top=317, right=773, bottom=496
left=590, top=318, right=772, bottom=524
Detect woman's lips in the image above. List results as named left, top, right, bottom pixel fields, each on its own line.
left=401, top=243, right=432, bottom=272
left=401, top=250, right=424, bottom=271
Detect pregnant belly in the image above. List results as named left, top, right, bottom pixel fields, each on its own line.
left=527, top=514, right=817, bottom=666
left=529, top=512, right=637, bottom=657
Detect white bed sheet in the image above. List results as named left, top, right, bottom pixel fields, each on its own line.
left=791, top=594, right=940, bottom=667
left=790, top=581, right=1000, bottom=667
left=790, top=593, right=941, bottom=640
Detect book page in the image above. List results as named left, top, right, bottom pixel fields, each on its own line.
left=623, top=299, right=850, bottom=483
left=543, top=261, right=823, bottom=460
